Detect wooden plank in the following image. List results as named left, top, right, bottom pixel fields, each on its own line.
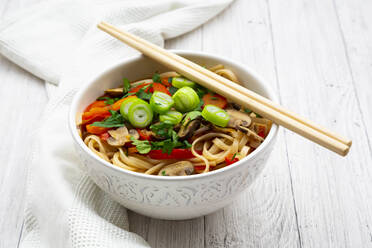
left=334, top=0, right=372, bottom=151
left=128, top=28, right=205, bottom=248
left=0, top=57, right=47, bottom=248
left=0, top=1, right=47, bottom=248
left=201, top=1, right=301, bottom=247
left=267, top=0, right=372, bottom=246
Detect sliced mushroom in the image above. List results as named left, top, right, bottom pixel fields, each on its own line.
left=178, top=117, right=202, bottom=140
left=107, top=127, right=139, bottom=147
left=194, top=123, right=212, bottom=136
left=158, top=161, right=194, bottom=176
left=128, top=129, right=140, bottom=140
left=107, top=127, right=129, bottom=146
left=226, top=109, right=252, bottom=129
left=104, top=88, right=124, bottom=97
left=237, top=126, right=264, bottom=142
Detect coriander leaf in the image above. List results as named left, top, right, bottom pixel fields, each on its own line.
left=182, top=111, right=202, bottom=125
left=195, top=86, right=207, bottom=98
left=183, top=140, right=192, bottom=148
left=244, top=108, right=252, bottom=114
left=123, top=78, right=131, bottom=94
left=210, top=97, right=219, bottom=100
left=169, top=86, right=178, bottom=95
left=193, top=99, right=204, bottom=111
left=150, top=122, right=174, bottom=138
left=152, top=73, right=161, bottom=83
left=136, top=88, right=152, bottom=100
left=231, top=152, right=238, bottom=160
left=255, top=113, right=262, bottom=118
left=122, top=91, right=136, bottom=99
left=162, top=170, right=166, bottom=176
left=130, top=137, right=151, bottom=154
left=91, top=110, right=125, bottom=128
left=162, top=139, right=174, bottom=154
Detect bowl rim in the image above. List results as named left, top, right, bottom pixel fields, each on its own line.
left=69, top=50, right=279, bottom=181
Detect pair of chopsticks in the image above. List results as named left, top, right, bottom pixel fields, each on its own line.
left=97, top=21, right=352, bottom=156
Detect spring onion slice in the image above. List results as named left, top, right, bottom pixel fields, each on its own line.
left=202, top=104, right=230, bottom=127
left=172, top=77, right=196, bottom=88
left=159, top=110, right=183, bottom=124
left=127, top=99, right=154, bottom=128
left=150, top=91, right=174, bottom=114
left=172, top=86, right=200, bottom=112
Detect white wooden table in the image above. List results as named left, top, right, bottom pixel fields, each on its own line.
left=1, top=0, right=372, bottom=247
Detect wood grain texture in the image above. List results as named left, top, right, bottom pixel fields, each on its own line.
left=267, top=0, right=372, bottom=247
left=202, top=1, right=300, bottom=247
left=0, top=2, right=46, bottom=248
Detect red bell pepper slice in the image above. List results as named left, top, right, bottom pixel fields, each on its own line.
left=148, top=149, right=195, bottom=159
left=137, top=129, right=152, bottom=141
left=150, top=82, right=171, bottom=95
left=100, top=132, right=110, bottom=141
left=161, top=77, right=171, bottom=87
left=225, top=154, right=239, bottom=166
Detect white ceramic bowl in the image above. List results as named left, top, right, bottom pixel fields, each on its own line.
left=69, top=50, right=279, bottom=220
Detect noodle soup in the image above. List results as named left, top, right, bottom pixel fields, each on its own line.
left=77, top=65, right=272, bottom=176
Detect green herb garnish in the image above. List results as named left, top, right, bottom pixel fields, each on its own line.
left=231, top=152, right=239, bottom=160
left=150, top=122, right=174, bottom=138
left=182, top=111, right=202, bottom=125
left=210, top=97, right=219, bottom=100
left=130, top=137, right=151, bottom=154
left=169, top=86, right=178, bottom=95
left=195, top=86, right=207, bottom=98
left=96, top=96, right=120, bottom=105
left=162, top=171, right=166, bottom=176
left=91, top=110, right=125, bottom=128
left=136, top=87, right=153, bottom=100
left=193, top=99, right=204, bottom=111
left=122, top=92, right=136, bottom=99
left=123, top=78, right=131, bottom=94
left=255, top=113, right=262, bottom=118
left=244, top=108, right=252, bottom=114
left=152, top=73, right=161, bottom=83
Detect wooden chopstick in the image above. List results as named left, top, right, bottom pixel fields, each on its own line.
left=97, top=21, right=351, bottom=156
left=98, top=21, right=351, bottom=148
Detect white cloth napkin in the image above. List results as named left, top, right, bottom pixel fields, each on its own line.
left=0, top=0, right=233, bottom=247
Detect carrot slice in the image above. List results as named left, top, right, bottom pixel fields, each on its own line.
left=202, top=93, right=227, bottom=109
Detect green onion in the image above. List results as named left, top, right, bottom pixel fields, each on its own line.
left=150, top=91, right=174, bottom=114
left=172, top=77, right=196, bottom=88
left=123, top=78, right=130, bottom=93
left=127, top=99, right=154, bottom=128
left=120, top=97, right=138, bottom=120
left=201, top=104, right=230, bottom=127
left=159, top=110, right=183, bottom=125
left=172, top=86, right=200, bottom=113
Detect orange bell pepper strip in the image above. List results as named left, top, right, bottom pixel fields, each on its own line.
left=129, top=83, right=152, bottom=93
left=202, top=93, right=227, bottom=109
left=151, top=82, right=171, bottom=95
left=86, top=124, right=110, bottom=135
left=84, top=100, right=107, bottom=112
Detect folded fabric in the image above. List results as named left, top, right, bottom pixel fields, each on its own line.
left=0, top=0, right=233, bottom=247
